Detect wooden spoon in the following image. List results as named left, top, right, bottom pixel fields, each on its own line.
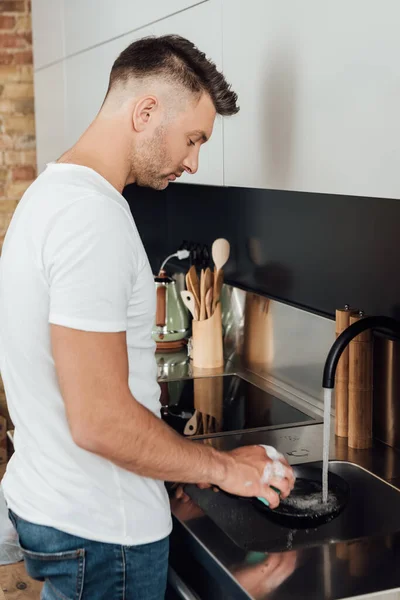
left=212, top=238, right=230, bottom=272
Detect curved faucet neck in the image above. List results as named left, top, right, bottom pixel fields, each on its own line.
left=323, top=316, right=400, bottom=389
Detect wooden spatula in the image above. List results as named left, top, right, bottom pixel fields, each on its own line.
left=199, top=269, right=207, bottom=321
left=180, top=290, right=198, bottom=320
left=186, top=266, right=200, bottom=314
left=211, top=239, right=230, bottom=314
left=184, top=410, right=200, bottom=436
left=204, top=267, right=213, bottom=299
left=205, top=286, right=213, bottom=319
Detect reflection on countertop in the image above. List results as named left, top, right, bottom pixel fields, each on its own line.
left=169, top=424, right=400, bottom=600
left=156, top=347, right=239, bottom=382
left=160, top=374, right=318, bottom=440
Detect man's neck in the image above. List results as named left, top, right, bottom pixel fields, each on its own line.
left=57, top=118, right=133, bottom=194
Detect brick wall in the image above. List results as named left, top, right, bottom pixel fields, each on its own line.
left=0, top=0, right=36, bottom=251
left=0, top=0, right=36, bottom=426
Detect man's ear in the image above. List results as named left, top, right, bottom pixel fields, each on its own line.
left=132, top=96, right=158, bottom=132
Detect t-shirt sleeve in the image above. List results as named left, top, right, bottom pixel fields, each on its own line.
left=43, top=195, right=139, bottom=332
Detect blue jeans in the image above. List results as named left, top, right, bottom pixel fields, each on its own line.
left=8, top=510, right=169, bottom=600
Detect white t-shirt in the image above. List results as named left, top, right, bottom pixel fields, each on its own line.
left=0, top=163, right=172, bottom=545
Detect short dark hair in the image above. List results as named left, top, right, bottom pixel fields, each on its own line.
left=107, top=34, right=239, bottom=117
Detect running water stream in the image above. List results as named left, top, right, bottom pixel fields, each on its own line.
left=322, top=388, right=333, bottom=503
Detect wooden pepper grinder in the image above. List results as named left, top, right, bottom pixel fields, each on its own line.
left=335, top=305, right=354, bottom=438
left=348, top=311, right=373, bottom=449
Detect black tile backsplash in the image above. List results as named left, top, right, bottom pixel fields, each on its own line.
left=123, top=182, right=400, bottom=319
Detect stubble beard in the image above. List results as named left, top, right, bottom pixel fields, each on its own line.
left=130, top=127, right=172, bottom=191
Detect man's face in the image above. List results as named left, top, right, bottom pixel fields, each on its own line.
left=131, top=92, right=216, bottom=190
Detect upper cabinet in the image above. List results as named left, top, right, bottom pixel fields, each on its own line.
left=32, top=0, right=400, bottom=196
left=222, top=0, right=400, bottom=199
left=34, top=62, right=66, bottom=173
left=31, top=0, right=65, bottom=69
left=63, top=0, right=208, bottom=56
left=65, top=0, right=223, bottom=186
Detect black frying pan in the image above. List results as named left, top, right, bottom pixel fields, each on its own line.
left=251, top=465, right=350, bottom=529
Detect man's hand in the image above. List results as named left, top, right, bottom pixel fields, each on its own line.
left=233, top=551, right=298, bottom=599
left=172, top=446, right=295, bottom=509
left=215, top=446, right=295, bottom=508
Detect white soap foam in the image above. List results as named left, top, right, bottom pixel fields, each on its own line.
left=261, top=462, right=273, bottom=485
left=259, top=445, right=284, bottom=461
left=272, top=460, right=286, bottom=479
left=259, top=445, right=288, bottom=485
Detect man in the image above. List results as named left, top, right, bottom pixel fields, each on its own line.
left=0, top=35, right=294, bottom=599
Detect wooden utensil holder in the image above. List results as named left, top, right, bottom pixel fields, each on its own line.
left=192, top=304, right=224, bottom=369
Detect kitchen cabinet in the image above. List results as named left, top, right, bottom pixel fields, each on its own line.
left=63, top=0, right=208, bottom=57
left=31, top=0, right=65, bottom=69
left=65, top=0, right=223, bottom=186
left=222, top=0, right=400, bottom=199
left=33, top=62, right=66, bottom=174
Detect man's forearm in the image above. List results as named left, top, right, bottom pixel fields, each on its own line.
left=78, top=390, right=230, bottom=485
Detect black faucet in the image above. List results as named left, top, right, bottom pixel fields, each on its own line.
left=323, top=316, right=400, bottom=389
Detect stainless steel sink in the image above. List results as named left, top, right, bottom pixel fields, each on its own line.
left=184, top=460, right=400, bottom=553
